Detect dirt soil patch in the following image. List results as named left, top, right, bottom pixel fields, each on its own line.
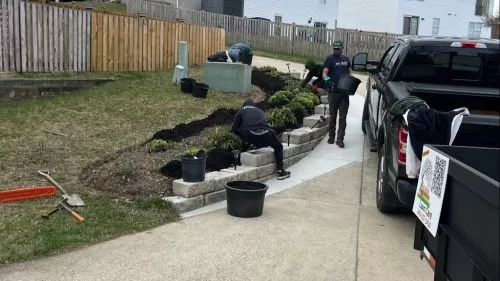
left=80, top=126, right=219, bottom=197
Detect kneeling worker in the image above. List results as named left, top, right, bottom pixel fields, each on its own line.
left=232, top=99, right=291, bottom=180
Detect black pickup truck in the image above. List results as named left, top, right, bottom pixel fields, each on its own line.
left=351, top=36, right=500, bottom=213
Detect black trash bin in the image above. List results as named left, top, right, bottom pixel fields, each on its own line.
left=225, top=181, right=268, bottom=218
left=180, top=78, right=196, bottom=93
left=193, top=83, right=209, bottom=98
left=336, top=75, right=361, bottom=95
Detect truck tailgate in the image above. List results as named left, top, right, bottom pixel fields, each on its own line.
left=414, top=146, right=499, bottom=281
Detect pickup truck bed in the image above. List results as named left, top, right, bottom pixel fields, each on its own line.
left=354, top=36, right=500, bottom=213
left=413, top=145, right=499, bottom=281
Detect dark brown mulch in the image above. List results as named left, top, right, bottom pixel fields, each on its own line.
left=251, top=71, right=285, bottom=95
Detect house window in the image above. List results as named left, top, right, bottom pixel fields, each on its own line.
left=403, top=16, right=419, bottom=35
left=432, top=18, right=440, bottom=35
left=475, top=0, right=489, bottom=16
left=468, top=22, right=483, bottom=39
left=314, top=21, right=327, bottom=28
left=275, top=15, right=282, bottom=24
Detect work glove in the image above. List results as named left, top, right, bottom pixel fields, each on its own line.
left=325, top=77, right=335, bottom=94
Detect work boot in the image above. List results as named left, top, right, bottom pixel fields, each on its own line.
left=327, top=136, right=335, bottom=144
left=277, top=170, right=291, bottom=180
left=336, top=140, right=345, bottom=148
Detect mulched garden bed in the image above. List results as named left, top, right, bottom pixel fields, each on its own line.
left=80, top=69, right=292, bottom=197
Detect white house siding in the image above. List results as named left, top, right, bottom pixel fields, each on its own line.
left=396, top=0, right=491, bottom=37
left=337, top=0, right=399, bottom=33
left=243, top=0, right=340, bottom=28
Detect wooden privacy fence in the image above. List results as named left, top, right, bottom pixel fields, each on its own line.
left=124, top=0, right=398, bottom=60
left=0, top=0, right=225, bottom=72
left=91, top=13, right=225, bottom=72
left=0, top=0, right=91, bottom=72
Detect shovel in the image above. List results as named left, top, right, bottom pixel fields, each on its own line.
left=37, top=170, right=86, bottom=207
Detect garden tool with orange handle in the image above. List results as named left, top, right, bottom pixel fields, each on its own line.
left=42, top=198, right=85, bottom=222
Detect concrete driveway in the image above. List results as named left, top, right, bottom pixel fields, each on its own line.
left=0, top=57, right=432, bottom=281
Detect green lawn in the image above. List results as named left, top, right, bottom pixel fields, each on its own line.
left=0, top=71, right=255, bottom=264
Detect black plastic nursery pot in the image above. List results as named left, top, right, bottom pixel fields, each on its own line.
left=225, top=181, right=269, bottom=218
left=181, top=156, right=206, bottom=182
left=193, top=83, right=209, bottom=98
left=337, top=75, right=361, bottom=95
left=180, top=78, right=196, bottom=93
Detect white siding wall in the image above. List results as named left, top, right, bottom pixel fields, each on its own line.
left=337, top=0, right=399, bottom=33
left=243, top=0, right=340, bottom=28
left=397, top=0, right=492, bottom=37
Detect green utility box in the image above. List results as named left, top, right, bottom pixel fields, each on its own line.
left=202, top=62, right=252, bottom=94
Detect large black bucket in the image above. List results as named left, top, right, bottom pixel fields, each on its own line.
left=180, top=78, right=196, bottom=93
left=240, top=53, right=253, bottom=65
left=225, top=181, right=268, bottom=218
left=193, top=83, right=209, bottom=98
left=181, top=156, right=206, bottom=182
left=336, top=75, right=361, bottom=95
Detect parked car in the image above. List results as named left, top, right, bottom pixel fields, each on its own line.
left=351, top=36, right=500, bottom=213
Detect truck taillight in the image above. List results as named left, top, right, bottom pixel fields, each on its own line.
left=398, top=126, right=408, bottom=165
left=450, top=42, right=487, bottom=48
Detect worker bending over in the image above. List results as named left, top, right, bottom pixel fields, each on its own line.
left=301, top=59, right=327, bottom=95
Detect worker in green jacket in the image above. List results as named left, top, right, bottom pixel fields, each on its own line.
left=301, top=59, right=326, bottom=94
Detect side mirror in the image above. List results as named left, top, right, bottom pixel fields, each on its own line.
left=352, top=53, right=368, bottom=71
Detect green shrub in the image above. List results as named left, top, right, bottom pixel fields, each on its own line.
left=268, top=90, right=293, bottom=108
left=149, top=139, right=174, bottom=153
left=296, top=92, right=320, bottom=106
left=266, top=107, right=297, bottom=130
left=283, top=78, right=301, bottom=92
left=285, top=101, right=307, bottom=124
left=207, top=127, right=243, bottom=151
left=253, top=66, right=278, bottom=73
left=292, top=96, right=315, bottom=114
left=183, top=147, right=201, bottom=158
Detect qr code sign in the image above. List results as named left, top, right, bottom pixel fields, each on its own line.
left=431, top=155, right=447, bottom=198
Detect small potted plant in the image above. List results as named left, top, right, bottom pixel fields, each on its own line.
left=181, top=147, right=207, bottom=182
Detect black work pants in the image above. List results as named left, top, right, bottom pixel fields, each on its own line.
left=242, top=131, right=284, bottom=171
left=328, top=92, right=350, bottom=140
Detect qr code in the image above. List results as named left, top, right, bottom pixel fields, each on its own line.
left=431, top=155, right=447, bottom=198
left=422, top=159, right=433, bottom=184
